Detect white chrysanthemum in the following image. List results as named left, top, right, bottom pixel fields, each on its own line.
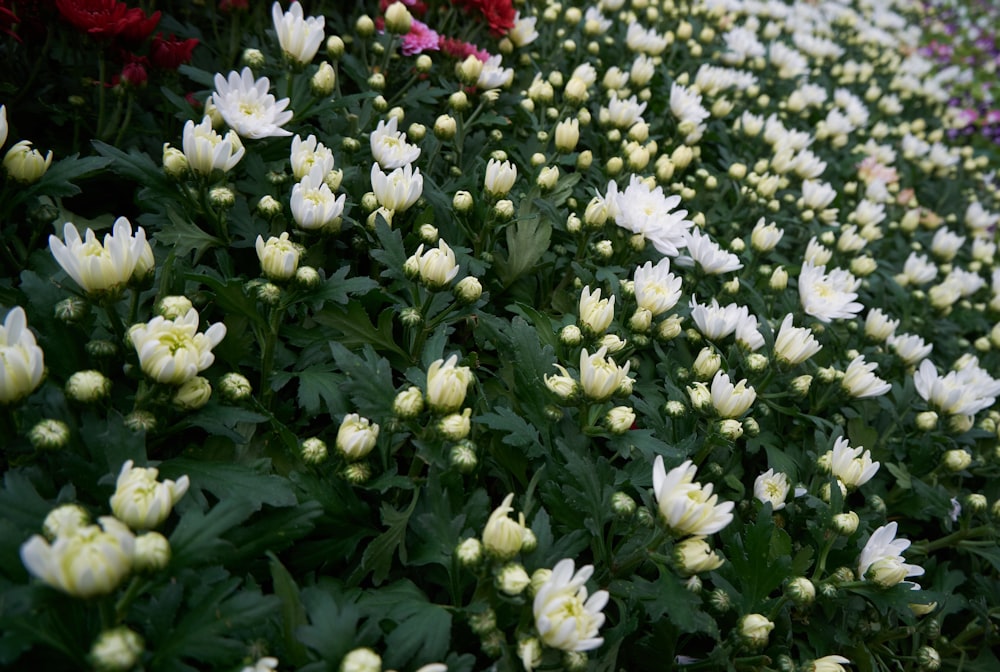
left=965, top=200, right=1000, bottom=237
left=0, top=306, right=44, bottom=405
left=734, top=311, right=765, bottom=352
left=578, top=286, right=615, bottom=334
left=290, top=134, right=334, bottom=180
left=803, top=237, right=832, bottom=266
left=182, top=116, right=245, bottom=175
left=477, top=54, right=514, bottom=89
left=652, top=456, right=734, bottom=536
left=676, top=228, right=743, bottom=275
left=370, top=117, right=421, bottom=170
left=604, top=92, right=647, bottom=129
left=801, top=179, right=837, bottom=210
left=774, top=314, right=822, bottom=365
left=709, top=370, right=756, bottom=418
left=49, top=218, right=150, bottom=295
left=211, top=67, right=293, bottom=139
left=899, top=252, right=937, bottom=285
left=887, top=333, right=932, bottom=366
left=670, top=82, right=710, bottom=127
left=533, top=559, right=609, bottom=652
left=913, top=358, right=1000, bottom=416
left=753, top=469, right=790, bottom=510
left=255, top=232, right=300, bottom=280
left=750, top=218, right=784, bottom=252
left=425, top=354, right=473, bottom=413
left=606, top=175, right=693, bottom=256
left=128, top=308, right=226, bottom=385
left=371, top=162, right=423, bottom=212
left=690, top=296, right=745, bottom=341
left=864, top=308, right=899, bottom=342
left=826, top=437, right=880, bottom=489
left=272, top=1, right=325, bottom=65
left=411, top=240, right=460, bottom=288
left=291, top=166, right=346, bottom=230
left=110, top=460, right=190, bottom=530
left=633, top=259, right=682, bottom=316
left=625, top=22, right=667, bottom=54
left=841, top=355, right=891, bottom=398
left=857, top=522, right=924, bottom=588
left=798, top=261, right=863, bottom=323
left=579, top=346, right=630, bottom=401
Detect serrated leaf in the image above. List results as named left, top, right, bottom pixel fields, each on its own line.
left=311, top=265, right=379, bottom=305
left=269, top=553, right=309, bottom=667
left=315, top=303, right=408, bottom=362
left=168, top=498, right=259, bottom=567
left=723, top=512, right=791, bottom=610
left=159, top=458, right=296, bottom=509
left=158, top=209, right=223, bottom=263
left=475, top=406, right=540, bottom=449
left=383, top=602, right=451, bottom=669
left=28, top=154, right=112, bottom=200
left=294, top=366, right=345, bottom=415
left=298, top=584, right=361, bottom=662
left=329, top=342, right=398, bottom=418
left=495, top=213, right=552, bottom=285
left=181, top=403, right=269, bottom=445
left=359, top=490, right=420, bottom=585
left=186, top=270, right=266, bottom=328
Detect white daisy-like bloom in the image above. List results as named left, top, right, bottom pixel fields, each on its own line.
left=791, top=149, right=827, bottom=180
left=605, top=175, right=693, bottom=256
left=709, top=370, right=756, bottom=418
left=477, top=55, right=514, bottom=89
left=670, top=82, right=710, bottom=127
left=571, top=63, right=599, bottom=87
left=633, top=259, right=682, bottom=316
left=211, top=67, right=293, bottom=139
left=798, top=261, right=863, bottom=323
left=930, top=228, right=965, bottom=261
left=898, top=252, right=937, bottom=285
left=652, top=456, right=734, bottom=536
left=734, top=311, right=765, bottom=351
left=764, top=116, right=813, bottom=151
left=753, top=469, right=790, bottom=510
left=583, top=6, right=611, bottom=33
left=964, top=200, right=1000, bottom=237
left=857, top=522, right=924, bottom=588
left=913, top=358, right=1000, bottom=416
left=901, top=132, right=930, bottom=159
left=630, top=54, right=656, bottom=86
left=722, top=26, right=766, bottom=65
left=484, top=158, right=518, bottom=198
left=604, top=92, right=648, bottom=130
left=826, top=436, right=880, bottom=489
left=768, top=41, right=809, bottom=78
left=675, top=228, right=743, bottom=275
left=181, top=116, right=245, bottom=175
left=942, top=268, right=985, bottom=297
left=625, top=22, right=668, bottom=55
left=128, top=308, right=226, bottom=385
left=972, top=238, right=995, bottom=263
left=291, top=166, right=347, bottom=230
left=533, top=559, right=609, bottom=652
left=0, top=306, right=45, bottom=405
left=290, top=134, right=334, bottom=180
left=690, top=297, right=744, bottom=341
left=272, top=1, right=325, bottom=65
left=841, top=355, right=891, bottom=399
left=693, top=64, right=757, bottom=97
left=864, top=308, right=899, bottom=342
left=803, top=237, right=833, bottom=266
left=887, top=333, right=932, bottom=367
left=578, top=286, right=615, bottom=335
left=371, top=162, right=423, bottom=212
left=370, top=117, right=420, bottom=170
left=49, top=218, right=150, bottom=296
left=508, top=12, right=538, bottom=47
left=578, top=346, right=630, bottom=402
left=801, top=179, right=837, bottom=210
left=750, top=218, right=784, bottom=252
left=773, top=314, right=822, bottom=365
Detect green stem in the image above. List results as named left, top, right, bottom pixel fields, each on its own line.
left=114, top=577, right=148, bottom=621
left=103, top=301, right=128, bottom=350
left=910, top=525, right=993, bottom=555
left=259, top=304, right=286, bottom=410
left=811, top=532, right=837, bottom=582
left=113, top=94, right=135, bottom=147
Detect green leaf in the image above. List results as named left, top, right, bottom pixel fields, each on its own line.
left=314, top=303, right=408, bottom=362
left=722, top=512, right=791, bottom=611
left=311, top=265, right=379, bottom=305
left=476, top=406, right=541, bottom=450
left=359, top=489, right=420, bottom=585
left=157, top=209, right=223, bottom=263
left=269, top=553, right=310, bottom=667
left=92, top=140, right=174, bottom=193
left=186, top=270, right=266, bottom=328
left=298, top=583, right=361, bottom=662
left=294, top=366, right=345, bottom=415
left=159, top=458, right=297, bottom=509
left=168, top=498, right=260, bottom=567
left=494, top=213, right=552, bottom=285
left=180, top=403, right=269, bottom=445
left=29, top=154, right=112, bottom=199
left=358, top=580, right=452, bottom=668
left=885, top=462, right=912, bottom=490
left=847, top=417, right=879, bottom=451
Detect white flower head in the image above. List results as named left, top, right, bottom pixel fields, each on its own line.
left=676, top=228, right=743, bottom=275
left=49, top=218, right=150, bottom=296
left=477, top=55, right=514, bottom=89
left=652, top=456, right=734, bottom=536
left=110, top=460, right=190, bottom=530
left=272, top=1, right=325, bottom=66
left=827, top=437, right=880, bottom=489
left=841, top=355, right=891, bottom=398
left=798, top=261, right=863, bottom=323
left=290, top=134, right=335, bottom=180
left=292, top=166, right=347, bottom=230
left=371, top=162, right=423, bottom=212
left=336, top=413, right=380, bottom=461
left=633, top=259, right=682, bottom=316
left=578, top=286, right=615, bottom=335
left=606, top=175, right=693, bottom=256
left=774, top=314, right=822, bottom=365
left=128, top=308, right=226, bottom=385
left=709, top=370, right=756, bottom=418
left=689, top=296, right=744, bottom=341
left=857, top=522, right=924, bottom=588
left=211, top=67, right=293, bottom=139
left=426, top=354, right=473, bottom=413
left=533, top=559, right=609, bottom=651
left=753, top=469, right=790, bottom=510
left=484, top=158, right=517, bottom=198
left=370, top=117, right=421, bottom=170
left=182, top=116, right=245, bottom=175
left=0, top=306, right=45, bottom=405
left=887, top=332, right=932, bottom=367
left=579, top=346, right=630, bottom=401
left=412, top=239, right=460, bottom=289
left=256, top=232, right=301, bottom=280
left=913, top=358, right=1000, bottom=416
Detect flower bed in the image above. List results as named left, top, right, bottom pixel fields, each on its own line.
left=1, top=0, right=998, bottom=671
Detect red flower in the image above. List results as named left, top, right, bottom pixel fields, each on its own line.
left=150, top=33, right=198, bottom=70
left=55, top=0, right=159, bottom=43
left=438, top=35, right=490, bottom=62
left=451, top=0, right=515, bottom=36
left=120, top=59, right=147, bottom=87
left=0, top=1, right=19, bottom=41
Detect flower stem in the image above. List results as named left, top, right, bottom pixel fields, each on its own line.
left=259, top=304, right=286, bottom=411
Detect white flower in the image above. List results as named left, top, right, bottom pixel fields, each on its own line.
left=0, top=306, right=44, bottom=405
left=482, top=493, right=525, bottom=560
left=411, top=239, right=460, bottom=288
left=754, top=469, right=790, bottom=510
left=49, top=218, right=150, bottom=296
left=670, top=82, right=710, bottom=128
left=690, top=296, right=744, bottom=341
left=370, top=117, right=421, bottom=170
left=3, top=139, right=52, bottom=183
left=887, top=333, right=932, bottom=366
left=533, top=559, right=609, bottom=652
left=20, top=516, right=134, bottom=598
left=864, top=308, right=899, bottom=341
left=625, top=22, right=667, bottom=55
left=211, top=67, right=293, bottom=139
left=182, top=116, right=245, bottom=175
left=291, top=166, right=347, bottom=230
left=674, top=536, right=724, bottom=575
left=129, top=308, right=226, bottom=385
left=605, top=92, right=648, bottom=129
left=826, top=437, right=880, bottom=489
left=579, top=346, right=630, bottom=401
left=774, top=314, right=822, bottom=365
left=709, top=370, right=756, bottom=419
left=508, top=12, right=539, bottom=47
left=477, top=55, right=514, bottom=89
left=336, top=413, right=380, bottom=460
left=809, top=655, right=851, bottom=672
left=913, top=358, right=1000, bottom=416
left=801, top=179, right=837, bottom=210
left=841, top=355, right=891, bottom=398
left=676, top=228, right=743, bottom=275
left=426, top=354, right=473, bottom=412
left=484, top=158, right=517, bottom=198
left=255, top=232, right=300, bottom=280
left=633, top=259, right=682, bottom=316
left=606, top=175, right=693, bottom=256
left=899, top=252, right=937, bottom=285
left=930, top=228, right=965, bottom=261
left=371, top=162, right=423, bottom=212
left=0, top=104, right=6, bottom=149
left=857, top=522, right=924, bottom=588
left=579, top=286, right=615, bottom=334
left=272, top=1, right=325, bottom=65
left=652, top=456, right=734, bottom=536
left=110, top=460, right=190, bottom=530
left=750, top=218, right=784, bottom=252
left=290, top=133, right=335, bottom=180
left=241, top=657, right=280, bottom=672
left=798, top=261, right=863, bottom=323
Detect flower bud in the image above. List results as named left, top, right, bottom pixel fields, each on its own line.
left=454, top=276, right=483, bottom=304
left=709, top=588, right=732, bottom=612
left=90, top=627, right=144, bottom=672
left=943, top=449, right=971, bottom=472
left=785, top=577, right=815, bottom=606
left=496, top=562, right=531, bottom=595
left=43, top=504, right=89, bottom=539
left=439, top=408, right=472, bottom=440
left=66, top=370, right=110, bottom=403
left=208, top=186, right=235, bottom=209
left=341, top=648, right=380, bottom=672
left=917, top=646, right=940, bottom=671
left=453, top=190, right=474, bottom=213
left=692, top=348, right=721, bottom=379
left=393, top=385, right=424, bottom=418
left=791, top=374, right=813, bottom=397
left=311, top=61, right=336, bottom=96
left=611, top=492, right=636, bottom=517
left=336, top=414, right=380, bottom=460
left=162, top=143, right=188, bottom=178
left=717, top=418, right=744, bottom=440
left=4, top=140, right=52, bottom=183
left=326, top=35, right=345, bottom=57
left=172, top=376, right=212, bottom=410
left=242, top=48, right=265, bottom=69
left=301, top=437, right=328, bottom=464
left=493, top=199, right=514, bottom=219
left=832, top=511, right=859, bottom=535
left=456, top=537, right=483, bottom=567
left=482, top=493, right=525, bottom=560
left=29, top=419, right=70, bottom=450
left=605, top=406, right=636, bottom=434
left=434, top=114, right=457, bottom=140
left=124, top=411, right=157, bottom=433
left=133, top=531, right=171, bottom=572
left=674, top=536, right=724, bottom=576
left=450, top=441, right=478, bottom=473
left=739, top=614, right=774, bottom=650
left=55, top=297, right=88, bottom=322
left=384, top=1, right=413, bottom=34
left=342, top=462, right=372, bottom=484
left=964, top=493, right=987, bottom=514
left=657, top=315, right=683, bottom=341
left=769, top=266, right=788, bottom=290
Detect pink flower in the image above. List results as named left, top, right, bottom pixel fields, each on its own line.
left=401, top=18, right=439, bottom=56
